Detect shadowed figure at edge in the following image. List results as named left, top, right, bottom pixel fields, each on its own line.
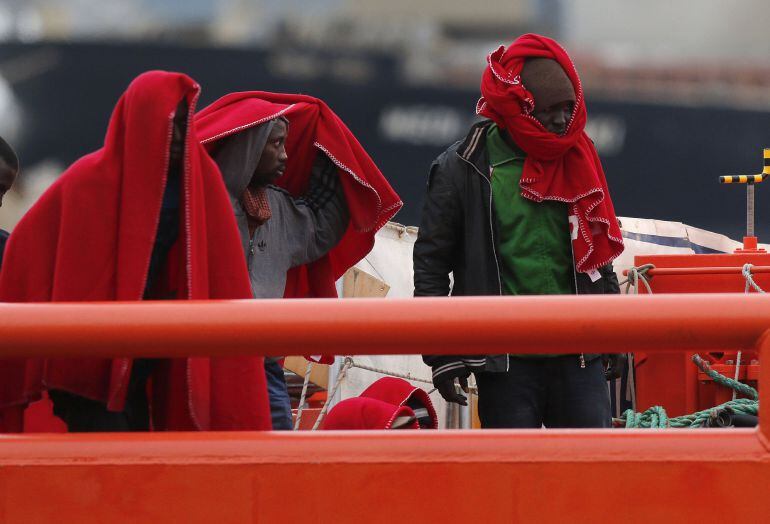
left=0, top=136, right=19, bottom=268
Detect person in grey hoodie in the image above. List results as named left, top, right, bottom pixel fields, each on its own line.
left=211, top=116, right=350, bottom=430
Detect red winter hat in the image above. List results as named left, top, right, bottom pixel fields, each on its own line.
left=361, top=377, right=438, bottom=429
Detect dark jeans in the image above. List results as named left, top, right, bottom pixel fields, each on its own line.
left=475, top=356, right=611, bottom=429
left=49, top=359, right=156, bottom=432
left=264, top=358, right=293, bottom=430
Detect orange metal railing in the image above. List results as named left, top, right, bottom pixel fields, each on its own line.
left=1, top=294, right=770, bottom=523
left=1, top=294, right=769, bottom=357
left=624, top=266, right=770, bottom=276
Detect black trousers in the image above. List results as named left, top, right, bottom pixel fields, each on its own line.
left=49, top=359, right=156, bottom=432
left=475, top=356, right=611, bottom=429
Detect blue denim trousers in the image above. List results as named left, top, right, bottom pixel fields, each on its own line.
left=264, top=358, right=293, bottom=430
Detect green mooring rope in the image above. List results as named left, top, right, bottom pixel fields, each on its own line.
left=691, top=354, right=758, bottom=400
left=618, top=398, right=758, bottom=428
left=616, top=354, right=758, bottom=428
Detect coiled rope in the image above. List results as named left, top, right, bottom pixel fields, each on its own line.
left=620, top=263, right=655, bottom=295
left=742, top=263, right=766, bottom=294
left=617, top=354, right=758, bottom=428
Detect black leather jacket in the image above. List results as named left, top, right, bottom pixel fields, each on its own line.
left=414, top=121, right=620, bottom=386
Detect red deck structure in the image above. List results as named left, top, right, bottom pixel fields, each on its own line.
left=632, top=252, right=770, bottom=415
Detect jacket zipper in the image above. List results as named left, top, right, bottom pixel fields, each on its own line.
left=457, top=153, right=503, bottom=296
left=244, top=197, right=256, bottom=267
left=568, top=220, right=586, bottom=368
left=458, top=136, right=587, bottom=371
left=457, top=152, right=508, bottom=371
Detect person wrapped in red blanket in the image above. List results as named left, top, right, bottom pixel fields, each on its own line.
left=0, top=71, right=270, bottom=432
left=195, top=92, right=402, bottom=429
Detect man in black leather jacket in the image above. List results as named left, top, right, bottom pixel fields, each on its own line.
left=414, top=35, right=624, bottom=428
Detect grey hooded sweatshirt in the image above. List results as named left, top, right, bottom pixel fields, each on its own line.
left=212, top=119, right=350, bottom=298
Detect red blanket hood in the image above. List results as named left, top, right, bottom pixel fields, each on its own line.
left=195, top=91, right=402, bottom=298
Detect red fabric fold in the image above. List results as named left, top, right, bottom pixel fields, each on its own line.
left=0, top=71, right=270, bottom=431
left=321, top=397, right=418, bottom=430
left=195, top=91, right=403, bottom=299
left=477, top=33, right=623, bottom=272
left=361, top=377, right=438, bottom=429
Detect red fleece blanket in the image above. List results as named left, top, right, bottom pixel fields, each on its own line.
left=321, top=397, right=419, bottom=430
left=361, top=377, right=437, bottom=429
left=478, top=33, right=624, bottom=273
left=0, top=71, right=270, bottom=431
left=195, top=91, right=403, bottom=299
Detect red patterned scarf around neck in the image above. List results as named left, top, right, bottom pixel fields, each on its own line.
left=242, top=186, right=272, bottom=235
left=477, top=33, right=623, bottom=274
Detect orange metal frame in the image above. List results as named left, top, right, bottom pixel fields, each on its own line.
left=627, top=265, right=770, bottom=276
left=2, top=295, right=770, bottom=523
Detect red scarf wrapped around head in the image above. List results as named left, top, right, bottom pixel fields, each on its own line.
left=195, top=92, right=403, bottom=299
left=477, top=33, right=623, bottom=273
left=0, top=71, right=270, bottom=431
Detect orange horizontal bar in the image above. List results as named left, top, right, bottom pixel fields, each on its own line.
left=623, top=266, right=770, bottom=276
left=2, top=430, right=769, bottom=522
left=0, top=428, right=765, bottom=466
left=0, top=294, right=769, bottom=358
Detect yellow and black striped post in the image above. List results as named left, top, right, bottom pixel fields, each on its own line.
left=719, top=174, right=766, bottom=184
left=718, top=148, right=770, bottom=238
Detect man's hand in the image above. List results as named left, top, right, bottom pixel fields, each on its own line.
left=436, top=375, right=469, bottom=406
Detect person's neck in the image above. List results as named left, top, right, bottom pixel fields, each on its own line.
left=247, top=182, right=268, bottom=192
